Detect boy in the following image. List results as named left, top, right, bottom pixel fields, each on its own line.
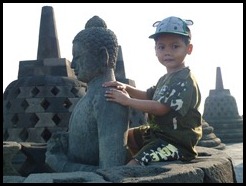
left=103, top=16, right=202, bottom=166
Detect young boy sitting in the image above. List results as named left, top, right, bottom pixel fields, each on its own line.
left=103, top=16, right=202, bottom=166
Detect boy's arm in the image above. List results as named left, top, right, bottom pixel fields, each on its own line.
left=125, top=85, right=148, bottom=100
left=125, top=98, right=171, bottom=116
left=105, top=88, right=170, bottom=116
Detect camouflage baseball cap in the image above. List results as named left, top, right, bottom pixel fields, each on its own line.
left=149, top=16, right=193, bottom=39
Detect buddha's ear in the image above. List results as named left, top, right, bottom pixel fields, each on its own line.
left=99, top=46, right=109, bottom=67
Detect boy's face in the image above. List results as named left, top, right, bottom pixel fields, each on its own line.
left=155, top=33, right=193, bottom=72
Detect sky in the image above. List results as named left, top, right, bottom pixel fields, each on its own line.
left=3, top=3, right=243, bottom=116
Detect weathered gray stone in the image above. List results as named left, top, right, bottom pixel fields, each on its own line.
left=3, top=176, right=26, bottom=183
left=37, top=6, right=60, bottom=60
left=3, top=6, right=87, bottom=144
left=198, top=119, right=225, bottom=150
left=64, top=15, right=129, bottom=169
left=3, top=141, right=22, bottom=176
left=16, top=142, right=53, bottom=177
left=5, top=146, right=237, bottom=183
left=23, top=171, right=110, bottom=183
left=203, top=67, right=243, bottom=143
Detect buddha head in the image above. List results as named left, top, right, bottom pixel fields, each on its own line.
left=71, top=16, right=118, bottom=83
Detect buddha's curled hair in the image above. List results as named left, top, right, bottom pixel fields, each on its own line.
left=73, top=16, right=118, bottom=69
left=85, top=16, right=107, bottom=29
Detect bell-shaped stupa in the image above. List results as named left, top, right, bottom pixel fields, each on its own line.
left=3, top=6, right=87, bottom=143
left=202, top=67, right=243, bottom=143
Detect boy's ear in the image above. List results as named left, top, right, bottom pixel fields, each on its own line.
left=187, top=44, right=193, bottom=55
left=99, top=46, right=109, bottom=67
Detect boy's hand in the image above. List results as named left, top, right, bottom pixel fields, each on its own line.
left=105, top=88, right=130, bottom=106
left=102, top=81, right=126, bottom=90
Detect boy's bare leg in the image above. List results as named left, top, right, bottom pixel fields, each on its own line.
left=126, top=128, right=142, bottom=165
left=127, top=128, right=140, bottom=156
left=126, top=158, right=140, bottom=166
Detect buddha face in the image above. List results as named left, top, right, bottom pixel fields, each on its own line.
left=71, top=42, right=102, bottom=83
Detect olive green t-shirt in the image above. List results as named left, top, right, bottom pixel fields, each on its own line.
left=146, top=67, right=202, bottom=161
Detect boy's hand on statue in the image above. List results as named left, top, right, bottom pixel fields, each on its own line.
left=102, top=81, right=126, bottom=91
left=105, top=88, right=130, bottom=106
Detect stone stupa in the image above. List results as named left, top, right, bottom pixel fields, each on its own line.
left=197, top=118, right=225, bottom=150
left=202, top=67, right=243, bottom=143
left=3, top=6, right=87, bottom=143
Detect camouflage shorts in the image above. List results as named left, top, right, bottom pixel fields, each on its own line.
left=132, top=124, right=181, bottom=166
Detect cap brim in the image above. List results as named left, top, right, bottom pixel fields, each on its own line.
left=149, top=32, right=189, bottom=39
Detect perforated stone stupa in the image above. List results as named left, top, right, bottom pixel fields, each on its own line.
left=202, top=67, right=243, bottom=143
left=3, top=6, right=87, bottom=143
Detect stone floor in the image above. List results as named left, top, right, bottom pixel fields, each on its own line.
left=3, top=142, right=243, bottom=183
left=222, top=142, right=243, bottom=183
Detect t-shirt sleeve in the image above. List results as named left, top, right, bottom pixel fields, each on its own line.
left=146, top=86, right=156, bottom=100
